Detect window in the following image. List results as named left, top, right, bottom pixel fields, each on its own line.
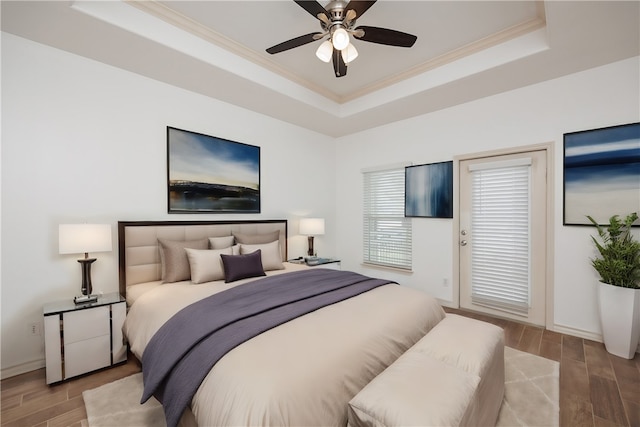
left=363, top=164, right=412, bottom=270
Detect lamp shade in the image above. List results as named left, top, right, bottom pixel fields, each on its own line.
left=315, top=40, right=333, bottom=62
left=341, top=43, right=358, bottom=64
left=299, top=218, right=325, bottom=236
left=59, top=224, right=112, bottom=255
left=331, top=27, right=349, bottom=50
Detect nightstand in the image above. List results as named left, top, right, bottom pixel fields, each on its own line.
left=43, top=292, right=127, bottom=384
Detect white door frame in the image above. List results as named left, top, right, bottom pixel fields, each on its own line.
left=451, top=142, right=555, bottom=328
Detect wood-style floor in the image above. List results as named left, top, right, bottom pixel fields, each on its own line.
left=444, top=308, right=640, bottom=427
left=1, top=308, right=639, bottom=427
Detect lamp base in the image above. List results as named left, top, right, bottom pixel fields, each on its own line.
left=74, top=294, right=98, bottom=304
left=307, top=236, right=315, bottom=257
left=78, top=257, right=96, bottom=295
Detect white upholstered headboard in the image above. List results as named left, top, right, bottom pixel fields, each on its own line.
left=118, top=220, right=288, bottom=296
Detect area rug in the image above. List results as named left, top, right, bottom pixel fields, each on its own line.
left=497, top=346, right=559, bottom=427
left=83, top=347, right=558, bottom=427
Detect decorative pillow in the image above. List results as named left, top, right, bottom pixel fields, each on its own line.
left=233, top=230, right=280, bottom=245
left=221, top=250, right=266, bottom=283
left=208, top=235, right=235, bottom=250
left=185, top=247, right=232, bottom=284
left=240, top=240, right=284, bottom=271
left=158, top=238, right=208, bottom=283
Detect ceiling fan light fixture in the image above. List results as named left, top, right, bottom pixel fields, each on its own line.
left=341, top=43, right=358, bottom=64
left=265, top=1, right=419, bottom=79
left=331, top=27, right=349, bottom=50
left=315, top=40, right=333, bottom=62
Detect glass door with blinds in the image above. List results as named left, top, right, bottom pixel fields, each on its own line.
left=459, top=150, right=547, bottom=326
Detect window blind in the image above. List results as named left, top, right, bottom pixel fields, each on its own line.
left=363, top=167, right=412, bottom=270
left=469, top=159, right=531, bottom=315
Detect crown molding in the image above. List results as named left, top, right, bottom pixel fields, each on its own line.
left=342, top=11, right=547, bottom=102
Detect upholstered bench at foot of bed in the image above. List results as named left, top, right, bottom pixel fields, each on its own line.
left=348, top=314, right=505, bottom=427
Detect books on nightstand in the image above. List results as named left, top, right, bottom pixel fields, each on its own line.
left=288, top=257, right=338, bottom=266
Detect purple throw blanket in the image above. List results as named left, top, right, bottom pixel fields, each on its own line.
left=140, top=268, right=395, bottom=427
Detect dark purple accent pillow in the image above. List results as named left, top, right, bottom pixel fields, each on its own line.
left=221, top=250, right=266, bottom=283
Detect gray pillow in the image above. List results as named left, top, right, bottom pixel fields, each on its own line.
left=158, top=238, right=208, bottom=283
left=208, top=235, right=235, bottom=249
left=233, top=230, right=279, bottom=245
left=221, top=250, right=266, bottom=283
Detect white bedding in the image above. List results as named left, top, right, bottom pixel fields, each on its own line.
left=124, top=263, right=309, bottom=356
left=123, top=263, right=446, bottom=426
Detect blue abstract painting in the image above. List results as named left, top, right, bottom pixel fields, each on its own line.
left=167, top=127, right=260, bottom=213
left=563, top=122, right=640, bottom=225
left=405, top=161, right=453, bottom=218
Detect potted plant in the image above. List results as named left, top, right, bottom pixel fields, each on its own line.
left=587, top=212, right=640, bottom=359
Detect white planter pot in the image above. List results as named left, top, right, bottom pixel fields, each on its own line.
left=598, top=282, right=640, bottom=359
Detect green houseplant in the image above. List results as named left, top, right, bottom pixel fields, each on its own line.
left=587, top=212, right=640, bottom=359
left=587, top=212, right=640, bottom=288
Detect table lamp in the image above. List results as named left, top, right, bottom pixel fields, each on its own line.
left=299, top=218, right=325, bottom=257
left=59, top=224, right=112, bottom=303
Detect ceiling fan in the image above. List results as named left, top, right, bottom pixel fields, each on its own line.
left=266, top=0, right=417, bottom=78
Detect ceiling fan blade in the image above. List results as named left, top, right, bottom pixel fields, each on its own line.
left=294, top=1, right=329, bottom=21
left=344, top=1, right=376, bottom=19
left=266, top=32, right=323, bottom=54
left=332, top=48, right=347, bottom=78
left=353, top=25, right=417, bottom=47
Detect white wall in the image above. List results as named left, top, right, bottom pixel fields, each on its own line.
left=3, top=31, right=639, bottom=376
left=335, top=56, right=640, bottom=339
left=1, top=33, right=337, bottom=376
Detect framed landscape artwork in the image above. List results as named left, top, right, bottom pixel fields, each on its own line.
left=405, top=161, right=453, bottom=218
left=167, top=127, right=260, bottom=213
left=563, top=122, right=639, bottom=226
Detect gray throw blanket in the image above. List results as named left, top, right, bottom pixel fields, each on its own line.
left=140, top=268, right=395, bottom=427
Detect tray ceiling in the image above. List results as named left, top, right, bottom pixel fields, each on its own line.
left=2, top=1, right=639, bottom=136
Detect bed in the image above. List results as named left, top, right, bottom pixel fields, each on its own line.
left=119, top=220, right=446, bottom=427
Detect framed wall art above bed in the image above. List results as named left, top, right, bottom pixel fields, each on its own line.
left=563, top=122, right=640, bottom=226
left=167, top=127, right=261, bottom=213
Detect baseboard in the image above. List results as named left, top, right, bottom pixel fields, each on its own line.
left=1, top=358, right=45, bottom=380
left=551, top=323, right=603, bottom=343
left=551, top=323, right=640, bottom=355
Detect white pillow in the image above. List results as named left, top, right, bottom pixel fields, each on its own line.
left=185, top=247, right=233, bottom=284
left=239, top=240, right=284, bottom=271
left=208, top=235, right=235, bottom=249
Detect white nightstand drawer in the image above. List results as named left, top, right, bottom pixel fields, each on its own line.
left=64, top=335, right=111, bottom=378
left=63, top=306, right=110, bottom=344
